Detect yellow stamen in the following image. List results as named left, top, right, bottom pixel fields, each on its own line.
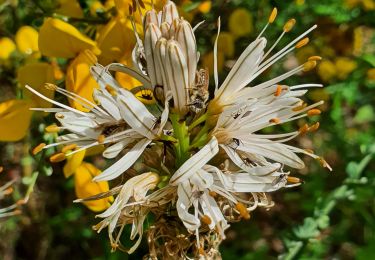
left=269, top=118, right=280, bottom=124
left=61, top=144, right=77, bottom=153
left=296, top=37, right=309, bottom=48
left=299, top=124, right=309, bottom=135
left=308, top=56, right=322, bottom=61
left=307, top=109, right=321, bottom=116
left=274, top=85, right=282, bottom=96
left=56, top=113, right=65, bottom=119
left=235, top=202, right=250, bottom=220
left=49, top=153, right=66, bottom=163
left=16, top=199, right=26, bottom=205
left=304, top=148, right=314, bottom=154
left=32, top=143, right=46, bottom=155
left=208, top=191, right=217, bottom=197
left=44, top=83, right=58, bottom=90
left=97, top=134, right=105, bottom=144
left=198, top=247, right=205, bottom=255
left=292, top=102, right=307, bottom=111
left=303, top=60, right=317, bottom=72
left=287, top=176, right=301, bottom=183
left=3, top=187, right=13, bottom=195
left=283, top=18, right=296, bottom=32
left=201, top=215, right=212, bottom=225
left=309, top=122, right=320, bottom=131
left=269, top=8, right=278, bottom=23
left=317, top=157, right=329, bottom=168
left=45, top=124, right=60, bottom=133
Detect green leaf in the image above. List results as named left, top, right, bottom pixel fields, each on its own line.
left=354, top=105, right=375, bottom=123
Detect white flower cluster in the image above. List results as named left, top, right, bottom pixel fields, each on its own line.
left=28, top=0, right=331, bottom=256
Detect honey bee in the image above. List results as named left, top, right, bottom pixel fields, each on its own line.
left=188, top=69, right=209, bottom=113
left=98, top=120, right=128, bottom=137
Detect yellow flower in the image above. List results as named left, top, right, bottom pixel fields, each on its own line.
left=367, top=68, right=375, bottom=80
left=115, top=56, right=141, bottom=90
left=38, top=18, right=101, bottom=58
left=317, top=60, right=337, bottom=82
left=18, top=62, right=56, bottom=108
left=75, top=162, right=113, bottom=212
left=0, top=37, right=16, bottom=60
left=202, top=51, right=224, bottom=76
left=362, top=0, right=375, bottom=10
left=198, top=1, right=212, bottom=14
left=0, top=99, right=33, bottom=141
left=64, top=150, right=86, bottom=178
left=15, top=26, right=39, bottom=55
left=55, top=0, right=84, bottom=18
left=66, top=50, right=99, bottom=111
left=228, top=8, right=253, bottom=39
left=96, top=16, right=136, bottom=64
left=114, top=0, right=166, bottom=21
left=90, top=1, right=105, bottom=16
left=335, top=57, right=357, bottom=80
left=217, top=32, right=235, bottom=58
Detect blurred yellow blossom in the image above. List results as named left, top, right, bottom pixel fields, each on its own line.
left=15, top=26, right=39, bottom=55
left=75, top=162, right=113, bottom=212
left=318, top=60, right=337, bottom=82
left=335, top=57, right=357, bottom=80
left=362, top=0, right=375, bottom=10
left=366, top=68, right=375, bottom=80
left=0, top=99, right=33, bottom=141
left=115, top=56, right=142, bottom=90
left=89, top=1, right=105, bottom=16
left=66, top=50, right=99, bottom=111
left=198, top=1, right=211, bottom=13
left=202, top=51, right=224, bottom=76
left=0, top=37, right=16, bottom=60
left=96, top=16, right=136, bottom=64
left=217, top=32, right=235, bottom=58
left=56, top=0, right=84, bottom=18
left=228, top=8, right=253, bottom=38
left=39, top=18, right=101, bottom=58
left=18, top=62, right=56, bottom=108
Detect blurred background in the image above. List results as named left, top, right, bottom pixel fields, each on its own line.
left=0, top=0, right=374, bottom=259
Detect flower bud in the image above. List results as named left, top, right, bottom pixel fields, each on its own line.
left=144, top=23, right=162, bottom=87
left=160, top=22, right=170, bottom=39
left=143, top=9, right=159, bottom=32
left=161, top=1, right=179, bottom=24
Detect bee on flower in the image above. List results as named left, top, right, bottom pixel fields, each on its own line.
left=27, top=0, right=331, bottom=258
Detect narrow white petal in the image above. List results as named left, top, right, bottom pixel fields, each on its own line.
left=94, top=138, right=151, bottom=181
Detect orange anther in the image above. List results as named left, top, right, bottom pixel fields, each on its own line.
left=97, top=135, right=105, bottom=144
left=296, top=37, right=309, bottom=48
left=45, top=124, right=60, bottom=133
left=62, top=144, right=77, bottom=153
left=299, top=124, right=309, bottom=135
left=269, top=118, right=280, bottom=124
left=308, top=56, right=322, bottom=61
left=287, top=176, right=301, bottom=183
left=309, top=122, right=320, bottom=131
left=32, top=143, right=46, bottom=155
left=49, top=153, right=66, bottom=163
left=269, top=7, right=278, bottom=23
left=283, top=18, right=296, bottom=32
left=201, top=215, right=212, bottom=225
left=307, top=109, right=321, bottom=116
left=274, top=85, right=282, bottom=96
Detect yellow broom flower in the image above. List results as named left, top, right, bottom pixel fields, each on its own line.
left=55, top=0, right=84, bottom=18
left=64, top=150, right=86, bottom=178
left=229, top=8, right=253, bottom=38
left=75, top=162, right=113, bottom=212
left=15, top=26, right=39, bottom=55
left=38, top=18, right=101, bottom=58
left=0, top=37, right=16, bottom=60
left=66, top=50, right=99, bottom=111
left=0, top=99, right=33, bottom=141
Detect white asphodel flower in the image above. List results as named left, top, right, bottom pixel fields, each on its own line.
left=108, top=0, right=198, bottom=115
left=169, top=137, right=299, bottom=250
left=93, top=172, right=161, bottom=253
left=26, top=67, right=171, bottom=181
left=208, top=12, right=323, bottom=115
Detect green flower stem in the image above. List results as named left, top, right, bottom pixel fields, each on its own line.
left=191, top=124, right=210, bottom=148
left=188, top=113, right=208, bottom=131
left=170, top=113, right=190, bottom=167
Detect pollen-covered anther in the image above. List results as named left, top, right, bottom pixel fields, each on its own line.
left=208, top=191, right=218, bottom=197
left=61, top=144, right=77, bottom=153
left=44, top=83, right=58, bottom=90
left=303, top=60, right=317, bottom=72
left=16, top=199, right=26, bottom=205
left=308, top=56, right=323, bottom=61
left=299, top=124, right=309, bottom=135
left=269, top=118, right=280, bottom=124
left=49, top=153, right=66, bottom=163
left=235, top=202, right=250, bottom=220
left=287, top=176, right=302, bottom=184
left=309, top=122, right=320, bottom=131
left=283, top=18, right=296, bottom=32
left=292, top=102, right=307, bottom=111
left=201, top=215, right=212, bottom=225
left=45, top=124, right=60, bottom=133
left=198, top=247, right=205, bottom=255
left=56, top=113, right=65, bottom=119
left=295, top=37, right=309, bottom=48
left=3, top=187, right=13, bottom=195
left=274, top=85, right=282, bottom=96
left=32, top=143, right=46, bottom=155
left=307, top=109, right=321, bottom=116
left=269, top=7, right=278, bottom=23
left=97, top=134, right=105, bottom=144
